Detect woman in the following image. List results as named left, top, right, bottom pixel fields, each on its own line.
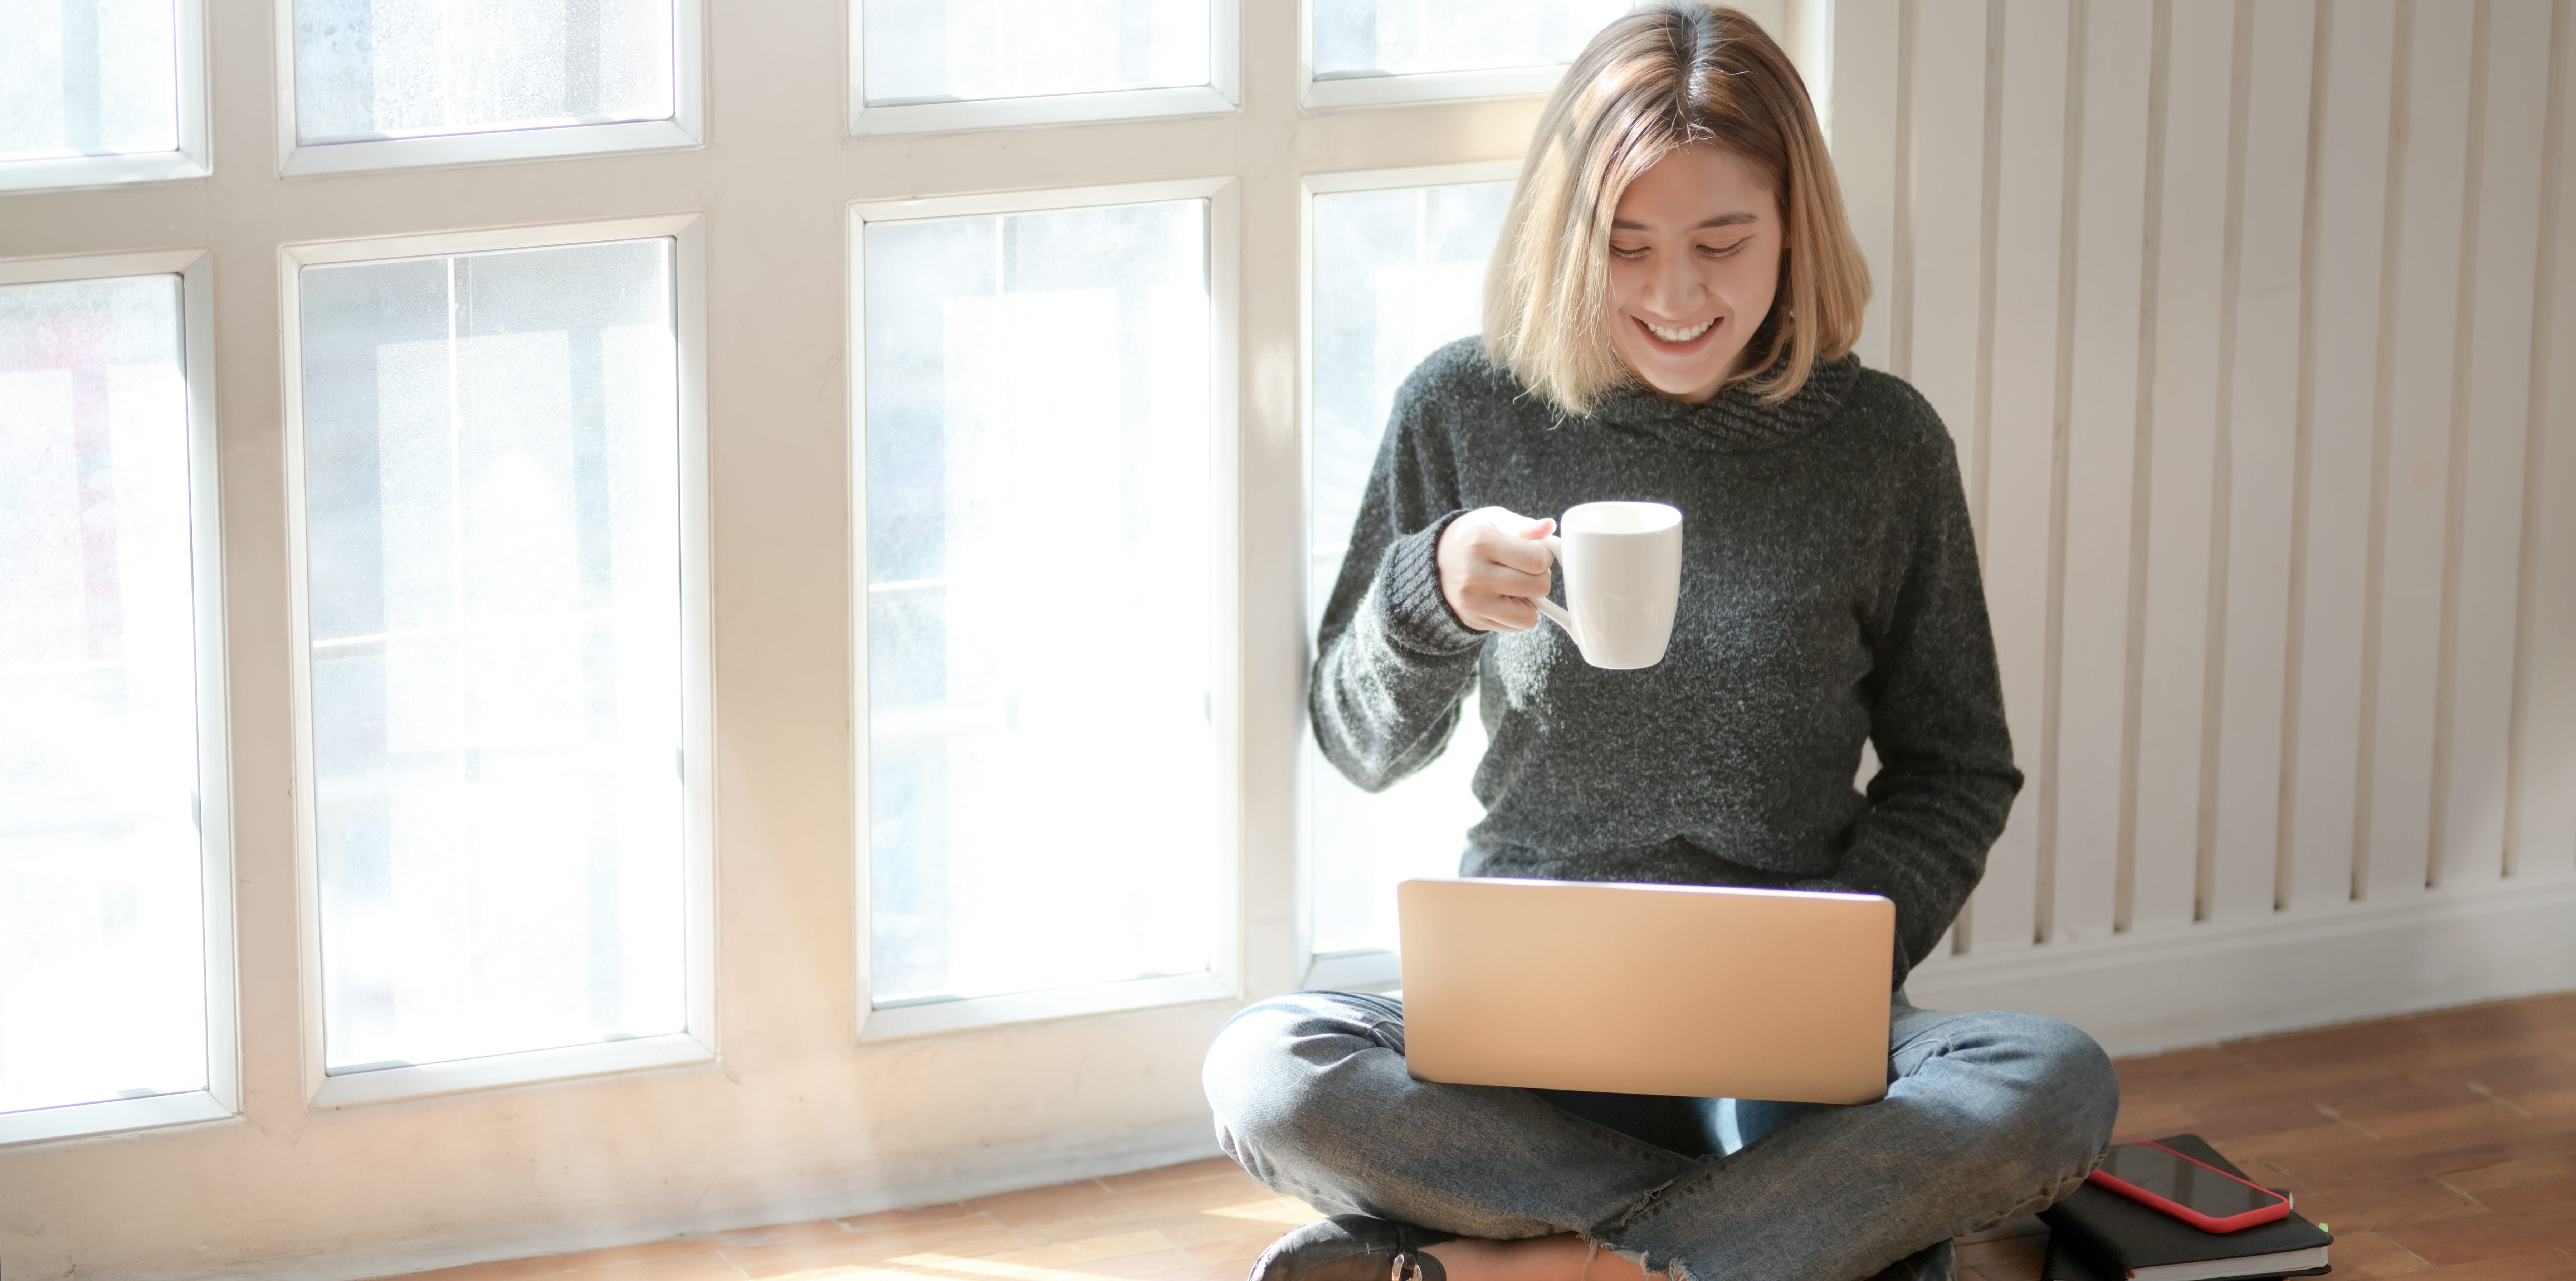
left=1200, top=6, right=2119, bottom=1281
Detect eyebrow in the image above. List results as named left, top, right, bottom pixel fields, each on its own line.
left=1610, top=212, right=1762, bottom=230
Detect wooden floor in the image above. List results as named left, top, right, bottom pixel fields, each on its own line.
left=392, top=991, right=2576, bottom=1281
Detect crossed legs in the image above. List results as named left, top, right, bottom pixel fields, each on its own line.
left=1201, top=991, right=2117, bottom=1281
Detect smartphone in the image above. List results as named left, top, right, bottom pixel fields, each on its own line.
left=2086, top=1141, right=2293, bottom=1233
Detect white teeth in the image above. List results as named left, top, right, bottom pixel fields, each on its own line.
left=1644, top=317, right=1714, bottom=343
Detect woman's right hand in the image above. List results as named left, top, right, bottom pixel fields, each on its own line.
left=1436, top=507, right=1558, bottom=632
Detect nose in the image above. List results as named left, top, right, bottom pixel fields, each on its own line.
left=1640, top=245, right=1705, bottom=318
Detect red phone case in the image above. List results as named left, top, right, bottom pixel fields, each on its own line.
left=2085, top=1141, right=2293, bottom=1233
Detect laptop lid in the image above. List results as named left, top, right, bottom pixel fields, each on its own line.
left=1396, top=877, right=1895, bottom=1104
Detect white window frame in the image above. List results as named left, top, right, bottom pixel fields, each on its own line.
left=1304, top=65, right=1576, bottom=113
left=1295, top=1, right=1825, bottom=113
left=1294, top=160, right=1519, bottom=992
left=0, top=247, right=239, bottom=1147
left=1297, top=0, right=1581, bottom=112
left=270, top=0, right=705, bottom=178
left=848, top=176, right=1243, bottom=1040
left=276, top=213, right=717, bottom=1109
left=847, top=1, right=1241, bottom=135
left=0, top=0, right=213, bottom=194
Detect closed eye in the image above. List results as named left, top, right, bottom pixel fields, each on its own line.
left=1698, top=237, right=1754, bottom=259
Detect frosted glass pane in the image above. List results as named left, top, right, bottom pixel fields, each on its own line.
left=0, top=274, right=208, bottom=1114
left=294, top=0, right=674, bottom=145
left=865, top=200, right=1213, bottom=1005
left=298, top=238, right=685, bottom=1073
left=1312, top=0, right=1629, bottom=79
left=1308, top=182, right=1509, bottom=955
left=0, top=0, right=182, bottom=163
left=860, top=0, right=1209, bottom=106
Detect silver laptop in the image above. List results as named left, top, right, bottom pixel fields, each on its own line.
left=1396, top=877, right=1895, bottom=1104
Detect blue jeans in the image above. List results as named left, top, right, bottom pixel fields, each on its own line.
left=1202, top=990, right=2118, bottom=1281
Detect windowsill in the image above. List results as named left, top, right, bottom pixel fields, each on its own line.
left=0, top=149, right=210, bottom=194
left=858, top=971, right=1236, bottom=1040
left=1302, top=948, right=1401, bottom=992
left=311, top=1032, right=717, bottom=1109
left=0, top=1088, right=235, bottom=1148
left=849, top=84, right=1239, bottom=136
left=1301, top=64, right=1571, bottom=111
left=278, top=118, right=702, bottom=178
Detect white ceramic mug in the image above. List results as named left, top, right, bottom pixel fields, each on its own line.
left=1531, top=501, right=1684, bottom=670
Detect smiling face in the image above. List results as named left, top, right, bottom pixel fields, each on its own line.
left=1603, top=144, right=1785, bottom=403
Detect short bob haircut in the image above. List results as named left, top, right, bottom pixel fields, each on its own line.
left=1483, top=2, right=1869, bottom=415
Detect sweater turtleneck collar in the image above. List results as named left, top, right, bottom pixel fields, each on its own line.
left=1582, top=351, right=1862, bottom=453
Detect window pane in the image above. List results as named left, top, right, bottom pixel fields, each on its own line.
left=0, top=273, right=208, bottom=1114
left=0, top=0, right=182, bottom=163
left=298, top=238, right=684, bottom=1073
left=293, top=0, right=674, bottom=145
left=865, top=199, right=1214, bottom=1006
left=860, top=0, right=1209, bottom=107
left=1308, top=182, right=1509, bottom=955
left=1312, top=0, right=1628, bottom=80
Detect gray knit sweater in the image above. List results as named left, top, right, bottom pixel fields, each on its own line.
left=1310, top=338, right=2021, bottom=985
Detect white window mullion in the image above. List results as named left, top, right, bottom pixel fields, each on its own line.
left=272, top=0, right=703, bottom=177
left=849, top=0, right=1241, bottom=135
left=1297, top=162, right=1517, bottom=988
left=0, top=0, right=210, bottom=193
left=1301, top=0, right=1631, bottom=110
left=0, top=247, right=235, bottom=1147
left=850, top=177, right=1241, bottom=1039
left=280, top=215, right=713, bottom=1108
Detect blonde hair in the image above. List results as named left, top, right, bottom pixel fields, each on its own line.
left=1482, top=2, right=1869, bottom=415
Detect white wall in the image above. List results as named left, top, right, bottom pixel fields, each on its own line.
left=1837, top=0, right=2576, bottom=1052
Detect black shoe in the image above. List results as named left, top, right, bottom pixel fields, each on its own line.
left=1250, top=1214, right=1459, bottom=1281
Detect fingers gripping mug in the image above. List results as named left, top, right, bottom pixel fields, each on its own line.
left=1532, top=501, right=1684, bottom=670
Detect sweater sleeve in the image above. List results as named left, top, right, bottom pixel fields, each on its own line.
left=1308, top=366, right=1488, bottom=793
left=1823, top=425, right=2025, bottom=986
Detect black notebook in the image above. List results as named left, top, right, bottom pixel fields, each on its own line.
left=2040, top=1134, right=2332, bottom=1281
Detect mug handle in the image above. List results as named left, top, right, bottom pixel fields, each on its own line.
left=1529, top=534, right=1576, bottom=637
